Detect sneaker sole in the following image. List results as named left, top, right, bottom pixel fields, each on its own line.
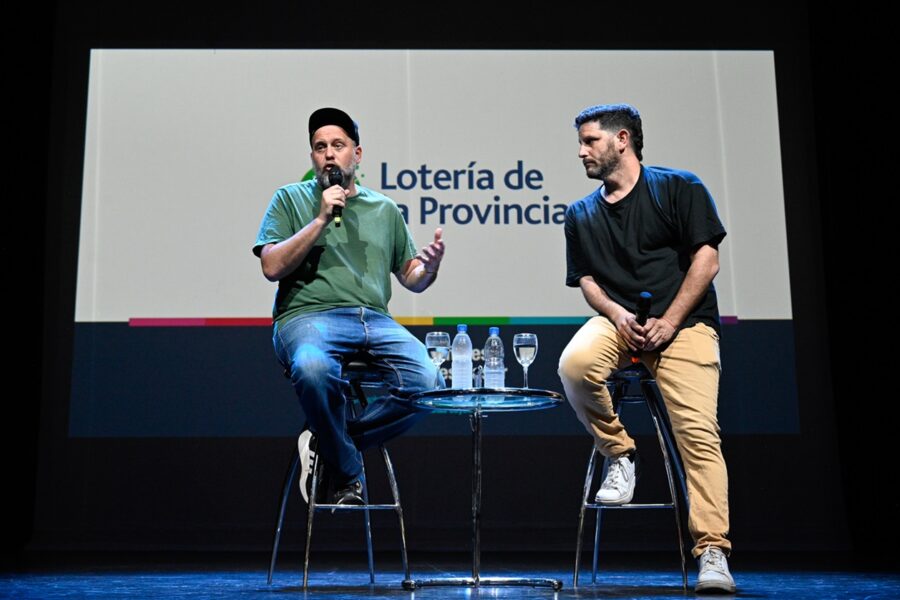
left=695, top=580, right=736, bottom=594
left=297, top=430, right=314, bottom=504
left=594, top=487, right=635, bottom=505
left=594, top=479, right=636, bottom=505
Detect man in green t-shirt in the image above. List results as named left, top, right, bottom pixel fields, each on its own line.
left=253, top=108, right=445, bottom=506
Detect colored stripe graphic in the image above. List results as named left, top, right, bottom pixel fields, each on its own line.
left=129, top=318, right=273, bottom=327
left=129, top=316, right=740, bottom=327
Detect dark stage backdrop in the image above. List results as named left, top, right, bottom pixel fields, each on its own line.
left=13, top=0, right=890, bottom=560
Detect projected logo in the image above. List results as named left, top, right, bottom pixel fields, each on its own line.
left=303, top=162, right=567, bottom=226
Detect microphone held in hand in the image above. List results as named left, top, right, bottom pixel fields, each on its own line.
left=631, top=291, right=653, bottom=360
left=635, top=291, right=652, bottom=326
left=327, top=166, right=344, bottom=227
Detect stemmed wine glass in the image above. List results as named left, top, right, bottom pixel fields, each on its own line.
left=425, top=331, right=451, bottom=386
left=513, top=333, right=538, bottom=388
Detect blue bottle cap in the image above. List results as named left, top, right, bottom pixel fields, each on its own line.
left=489, top=326, right=499, bottom=335
left=457, top=324, right=468, bottom=332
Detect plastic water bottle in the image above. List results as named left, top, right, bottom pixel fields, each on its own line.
left=483, top=326, right=505, bottom=389
left=451, top=324, right=473, bottom=389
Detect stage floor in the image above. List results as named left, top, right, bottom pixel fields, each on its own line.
left=2, top=551, right=898, bottom=599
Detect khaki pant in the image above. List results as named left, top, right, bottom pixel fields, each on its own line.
left=558, top=316, right=731, bottom=557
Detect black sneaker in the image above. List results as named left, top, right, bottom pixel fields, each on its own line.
left=297, top=429, right=317, bottom=504
left=332, top=479, right=365, bottom=506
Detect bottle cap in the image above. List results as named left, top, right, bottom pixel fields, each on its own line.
left=457, top=324, right=468, bottom=332
left=489, top=326, right=499, bottom=335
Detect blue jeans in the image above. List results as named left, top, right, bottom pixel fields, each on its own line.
left=274, top=307, right=441, bottom=485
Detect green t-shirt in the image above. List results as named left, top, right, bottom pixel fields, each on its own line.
left=253, top=181, right=416, bottom=323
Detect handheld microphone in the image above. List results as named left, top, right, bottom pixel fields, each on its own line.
left=631, top=291, right=653, bottom=361
left=327, top=166, right=344, bottom=227
left=635, top=291, right=652, bottom=327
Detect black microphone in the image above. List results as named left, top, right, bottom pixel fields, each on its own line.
left=631, top=291, right=653, bottom=360
left=635, top=291, right=652, bottom=326
left=327, top=166, right=344, bottom=227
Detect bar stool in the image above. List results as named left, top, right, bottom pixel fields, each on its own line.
left=573, top=361, right=689, bottom=589
left=267, top=352, right=410, bottom=588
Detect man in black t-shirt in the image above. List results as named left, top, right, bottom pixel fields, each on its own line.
left=558, top=104, right=735, bottom=593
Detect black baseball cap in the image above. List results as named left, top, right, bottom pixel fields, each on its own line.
left=308, top=107, right=360, bottom=146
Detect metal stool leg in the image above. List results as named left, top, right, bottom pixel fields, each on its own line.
left=360, top=459, right=375, bottom=584
left=644, top=381, right=689, bottom=505
left=302, top=453, right=323, bottom=589
left=592, top=500, right=603, bottom=584
left=574, top=446, right=598, bottom=587
left=268, top=447, right=300, bottom=585
left=592, top=455, right=609, bottom=584
left=646, top=395, right=688, bottom=591
left=382, top=445, right=411, bottom=581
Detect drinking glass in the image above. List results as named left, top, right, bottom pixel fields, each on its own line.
left=513, top=333, right=538, bottom=388
left=425, top=331, right=451, bottom=370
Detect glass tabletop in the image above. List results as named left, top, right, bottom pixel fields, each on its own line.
left=410, top=387, right=563, bottom=414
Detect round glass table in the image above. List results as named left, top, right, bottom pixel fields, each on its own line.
left=401, top=387, right=564, bottom=591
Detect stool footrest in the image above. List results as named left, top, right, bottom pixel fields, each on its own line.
left=403, top=576, right=563, bottom=590
left=311, top=503, right=400, bottom=511
left=585, top=502, right=675, bottom=509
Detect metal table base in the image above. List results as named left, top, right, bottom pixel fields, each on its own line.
left=403, top=389, right=564, bottom=591
left=403, top=576, right=563, bottom=590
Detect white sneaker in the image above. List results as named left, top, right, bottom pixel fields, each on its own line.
left=594, top=452, right=636, bottom=505
left=695, top=545, right=736, bottom=593
left=297, top=429, right=317, bottom=504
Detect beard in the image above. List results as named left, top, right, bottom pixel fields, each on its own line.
left=583, top=140, right=620, bottom=181
left=315, top=161, right=356, bottom=189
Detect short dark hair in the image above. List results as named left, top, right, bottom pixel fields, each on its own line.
left=574, top=103, right=643, bottom=161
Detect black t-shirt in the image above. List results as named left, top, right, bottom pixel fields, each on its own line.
left=564, top=165, right=726, bottom=333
